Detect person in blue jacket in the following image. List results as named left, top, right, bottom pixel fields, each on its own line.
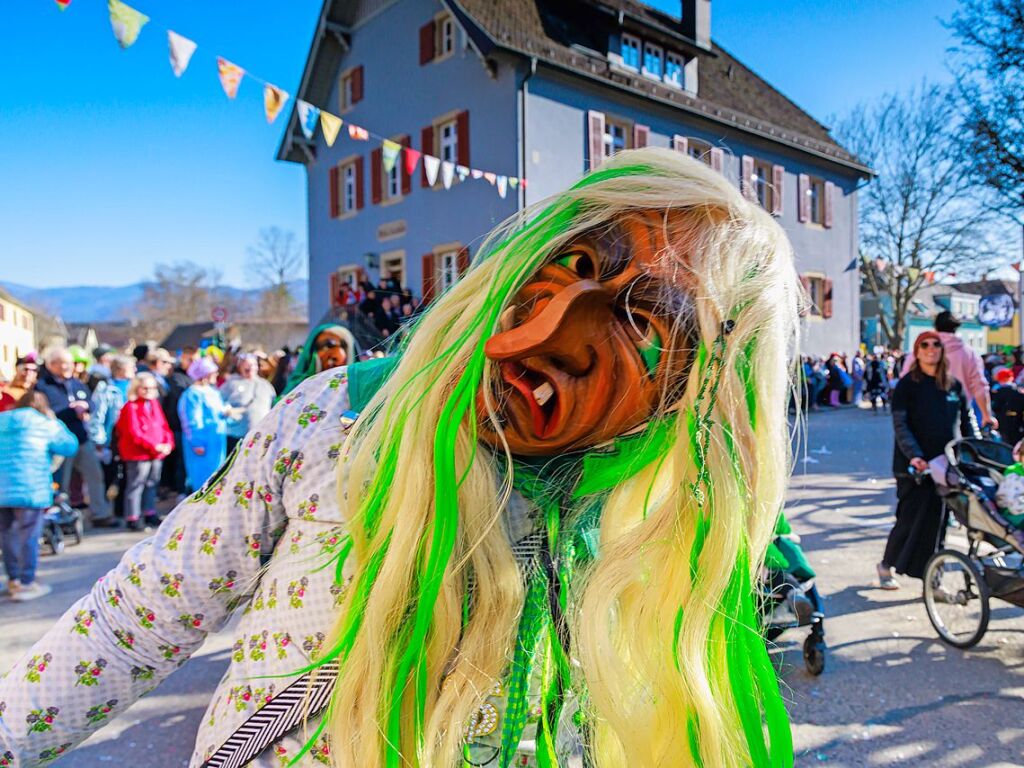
left=177, top=356, right=234, bottom=493
left=0, top=391, right=79, bottom=601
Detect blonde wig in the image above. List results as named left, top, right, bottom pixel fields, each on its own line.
left=311, top=148, right=801, bottom=767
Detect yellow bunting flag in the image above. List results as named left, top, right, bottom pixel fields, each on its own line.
left=382, top=140, right=402, bottom=174
left=108, top=0, right=149, bottom=49
left=168, top=31, right=197, bottom=77
left=217, top=57, right=245, bottom=99
left=263, top=85, right=289, bottom=124
left=320, top=112, right=342, bottom=147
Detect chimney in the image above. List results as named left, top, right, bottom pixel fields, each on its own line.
left=681, top=0, right=711, bottom=49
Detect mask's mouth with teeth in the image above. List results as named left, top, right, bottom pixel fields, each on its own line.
left=499, top=361, right=561, bottom=439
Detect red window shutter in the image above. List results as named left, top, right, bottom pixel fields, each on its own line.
left=456, top=110, right=470, bottom=167
left=421, top=125, right=434, bottom=187
left=400, top=135, right=412, bottom=195
left=329, top=166, right=340, bottom=218
left=741, top=155, right=754, bottom=199
left=419, top=21, right=436, bottom=65
left=822, top=278, right=834, bottom=318
left=772, top=165, right=784, bottom=215
left=587, top=110, right=605, bottom=170
left=351, top=65, right=364, bottom=104
left=421, top=253, right=436, bottom=303
left=355, top=155, right=365, bottom=210
left=371, top=147, right=383, bottom=204
left=710, top=147, right=724, bottom=173
left=824, top=181, right=835, bottom=228
left=798, top=174, right=810, bottom=222
left=457, top=247, right=470, bottom=276
left=633, top=123, right=650, bottom=149
left=329, top=272, right=340, bottom=308
left=672, top=135, right=688, bottom=154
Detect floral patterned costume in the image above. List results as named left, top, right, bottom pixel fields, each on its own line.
left=0, top=368, right=560, bottom=768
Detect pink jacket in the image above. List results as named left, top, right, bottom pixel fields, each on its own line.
left=902, top=331, right=989, bottom=407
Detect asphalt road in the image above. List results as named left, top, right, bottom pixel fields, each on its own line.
left=3, top=406, right=1022, bottom=767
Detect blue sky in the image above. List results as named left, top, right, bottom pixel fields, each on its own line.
left=1, top=0, right=959, bottom=288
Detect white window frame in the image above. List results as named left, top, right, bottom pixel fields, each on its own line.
left=338, top=68, right=358, bottom=114
left=664, top=51, right=684, bottom=88
left=752, top=159, right=774, bottom=211
left=642, top=42, right=664, bottom=80
left=808, top=177, right=825, bottom=225
left=341, top=161, right=357, bottom=215
left=603, top=117, right=632, bottom=159
left=436, top=13, right=456, bottom=59
left=439, top=250, right=460, bottom=291
left=620, top=33, right=641, bottom=71
left=438, top=119, right=458, bottom=164
left=806, top=274, right=826, bottom=317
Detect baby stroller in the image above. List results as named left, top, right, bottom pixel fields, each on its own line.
left=759, top=515, right=826, bottom=675
left=925, top=437, right=1024, bottom=648
left=42, top=491, right=84, bottom=556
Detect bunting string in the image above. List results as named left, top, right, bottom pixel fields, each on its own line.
left=57, top=0, right=527, bottom=197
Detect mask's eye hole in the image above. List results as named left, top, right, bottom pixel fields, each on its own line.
left=615, top=307, right=663, bottom=376
left=554, top=250, right=597, bottom=279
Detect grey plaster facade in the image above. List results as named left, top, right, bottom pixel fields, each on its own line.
left=281, top=0, right=871, bottom=356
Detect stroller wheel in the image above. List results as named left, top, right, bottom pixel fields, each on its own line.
left=924, top=549, right=990, bottom=649
left=803, top=635, right=826, bottom=676
left=45, top=524, right=65, bottom=556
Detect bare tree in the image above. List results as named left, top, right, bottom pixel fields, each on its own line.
left=834, top=83, right=1001, bottom=349
left=947, top=0, right=1024, bottom=221
left=245, top=227, right=305, bottom=320
left=133, top=261, right=222, bottom=341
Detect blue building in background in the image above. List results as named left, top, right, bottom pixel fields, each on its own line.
left=278, top=0, right=872, bottom=356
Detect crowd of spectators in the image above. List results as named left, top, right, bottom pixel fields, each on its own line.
left=334, top=273, right=423, bottom=338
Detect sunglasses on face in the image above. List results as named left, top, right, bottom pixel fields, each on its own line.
left=919, top=340, right=943, bottom=350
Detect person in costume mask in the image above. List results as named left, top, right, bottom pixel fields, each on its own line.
left=279, top=324, right=358, bottom=397
left=0, top=149, right=800, bottom=768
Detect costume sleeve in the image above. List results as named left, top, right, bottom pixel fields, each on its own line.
left=87, top=386, right=109, bottom=446
left=891, top=380, right=924, bottom=462
left=0, top=394, right=295, bottom=767
left=49, top=420, right=79, bottom=459
left=178, top=389, right=203, bottom=442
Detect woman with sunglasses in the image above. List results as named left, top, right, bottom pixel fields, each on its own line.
left=879, top=331, right=975, bottom=589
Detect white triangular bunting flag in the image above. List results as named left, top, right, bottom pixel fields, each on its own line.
left=496, top=175, right=508, bottom=198
left=471, top=168, right=484, bottom=180
left=167, top=31, right=196, bottom=77
left=483, top=172, right=496, bottom=185
left=382, top=140, right=401, bottom=174
left=456, top=165, right=470, bottom=181
left=320, top=112, right=342, bottom=147
left=423, top=155, right=440, bottom=186
left=441, top=161, right=455, bottom=189
left=297, top=100, right=320, bottom=140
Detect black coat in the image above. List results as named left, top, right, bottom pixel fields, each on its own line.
left=891, top=372, right=972, bottom=476
left=35, top=368, right=91, bottom=445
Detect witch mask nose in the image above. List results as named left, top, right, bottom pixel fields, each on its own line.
left=484, top=280, right=612, bottom=373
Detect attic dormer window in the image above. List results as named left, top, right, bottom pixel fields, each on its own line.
left=642, top=43, right=663, bottom=79
left=620, top=34, right=640, bottom=70
left=665, top=52, right=684, bottom=88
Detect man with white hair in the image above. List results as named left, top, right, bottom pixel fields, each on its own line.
left=34, top=347, right=117, bottom=527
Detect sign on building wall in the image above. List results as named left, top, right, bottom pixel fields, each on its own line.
left=377, top=220, right=407, bottom=242
left=978, top=293, right=1015, bottom=328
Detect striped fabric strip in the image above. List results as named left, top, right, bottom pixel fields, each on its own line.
left=201, top=663, right=339, bottom=768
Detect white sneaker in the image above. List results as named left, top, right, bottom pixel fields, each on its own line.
left=11, top=582, right=52, bottom=602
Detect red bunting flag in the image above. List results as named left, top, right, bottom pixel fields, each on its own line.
left=403, top=148, right=421, bottom=176
left=1013, top=262, right=1022, bottom=273
left=55, top=0, right=71, bottom=10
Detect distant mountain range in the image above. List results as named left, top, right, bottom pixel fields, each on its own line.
left=0, top=280, right=308, bottom=324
